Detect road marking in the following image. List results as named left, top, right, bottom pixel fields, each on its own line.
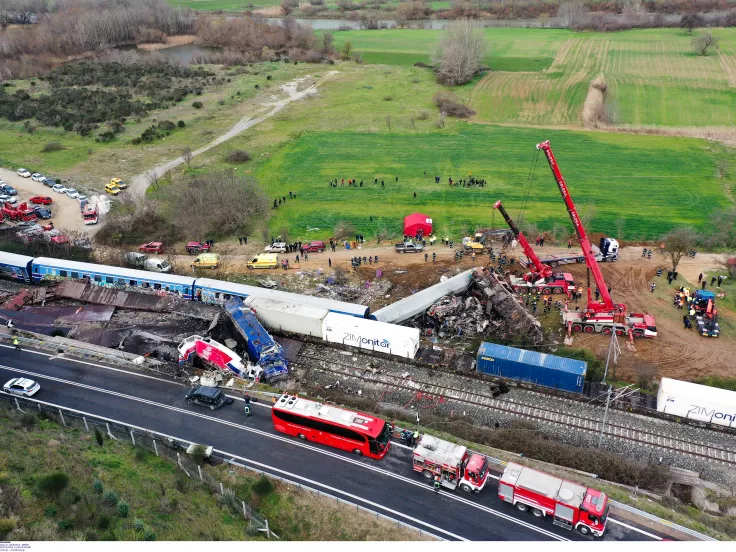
left=0, top=363, right=570, bottom=541
left=608, top=519, right=663, bottom=540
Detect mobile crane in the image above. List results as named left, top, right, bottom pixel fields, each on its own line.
left=493, top=200, right=575, bottom=295
left=537, top=141, right=657, bottom=338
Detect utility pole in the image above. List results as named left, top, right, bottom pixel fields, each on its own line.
left=602, top=325, right=619, bottom=385
left=598, top=385, right=612, bottom=449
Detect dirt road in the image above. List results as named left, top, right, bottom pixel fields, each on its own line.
left=128, top=71, right=339, bottom=198
left=0, top=168, right=86, bottom=233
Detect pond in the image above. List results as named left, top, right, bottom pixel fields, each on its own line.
left=116, top=43, right=223, bottom=64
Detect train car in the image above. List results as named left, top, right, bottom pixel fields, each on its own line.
left=0, top=251, right=34, bottom=282
left=322, top=312, right=421, bottom=359
left=31, top=257, right=196, bottom=299
left=242, top=296, right=328, bottom=337
left=657, top=378, right=736, bottom=428
left=193, top=277, right=370, bottom=318
left=476, top=342, right=587, bottom=394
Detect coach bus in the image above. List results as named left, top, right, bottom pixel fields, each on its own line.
left=271, top=394, right=391, bottom=459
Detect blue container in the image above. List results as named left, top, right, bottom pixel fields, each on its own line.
left=476, top=342, right=587, bottom=394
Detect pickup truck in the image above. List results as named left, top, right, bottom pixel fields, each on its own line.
left=395, top=242, right=423, bottom=254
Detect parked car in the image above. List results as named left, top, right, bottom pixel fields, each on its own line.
left=79, top=199, right=89, bottom=211
left=303, top=240, right=326, bottom=253
left=29, top=196, right=52, bottom=205
left=76, top=195, right=87, bottom=203
left=0, top=195, right=9, bottom=204
left=186, top=241, right=211, bottom=255
left=139, top=241, right=164, bottom=254
left=110, top=177, right=128, bottom=190
left=52, top=184, right=67, bottom=193
left=2, top=196, right=18, bottom=206
left=0, top=183, right=17, bottom=196
left=264, top=242, right=287, bottom=253
left=31, top=173, right=45, bottom=182
left=3, top=378, right=40, bottom=397
left=42, top=178, right=55, bottom=188
left=65, top=188, right=79, bottom=199
left=17, top=168, right=31, bottom=178
left=185, top=386, right=233, bottom=410
left=33, top=207, right=52, bottom=219
left=395, top=241, right=423, bottom=253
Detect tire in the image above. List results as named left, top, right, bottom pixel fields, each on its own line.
left=615, top=329, right=626, bottom=336
left=531, top=287, right=539, bottom=293
left=532, top=508, right=544, bottom=518
left=577, top=257, right=585, bottom=263
left=298, top=433, right=306, bottom=440
left=553, top=287, right=563, bottom=294
left=602, top=327, right=612, bottom=335
left=583, top=325, right=595, bottom=334
left=578, top=525, right=591, bottom=536
left=422, top=470, right=434, bottom=480
left=515, top=502, right=528, bottom=513
left=209, top=404, right=215, bottom=410
left=460, top=484, right=472, bottom=493
left=542, top=288, right=552, bottom=295
left=633, top=329, right=644, bottom=338
left=353, top=449, right=362, bottom=456
left=549, top=261, right=558, bottom=267
left=186, top=399, right=193, bottom=404
left=247, top=266, right=253, bottom=270
left=571, top=323, right=583, bottom=332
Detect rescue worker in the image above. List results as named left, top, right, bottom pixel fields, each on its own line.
left=244, top=392, right=252, bottom=417
left=13, top=337, right=20, bottom=351
left=434, top=475, right=441, bottom=494
left=413, top=429, right=419, bottom=446
left=432, top=252, right=436, bottom=262
left=425, top=253, right=428, bottom=262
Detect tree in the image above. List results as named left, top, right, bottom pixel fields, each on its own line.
left=614, top=217, right=626, bottom=242
left=716, top=255, right=736, bottom=279
left=658, top=227, right=699, bottom=271
left=322, top=31, right=334, bottom=54
left=341, top=41, right=352, bottom=60
left=680, top=13, right=704, bottom=34
left=385, top=115, right=391, bottom=131
left=558, top=1, right=587, bottom=29
left=717, top=159, right=729, bottom=180
left=182, top=146, right=193, bottom=170
left=692, top=31, right=719, bottom=56
left=432, top=18, right=487, bottom=86
left=281, top=0, right=295, bottom=15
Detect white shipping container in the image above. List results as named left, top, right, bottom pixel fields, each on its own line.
left=656, top=378, right=736, bottom=427
left=321, top=313, right=421, bottom=359
left=243, top=296, right=328, bottom=337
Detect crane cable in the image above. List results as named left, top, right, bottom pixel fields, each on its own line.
left=517, top=147, right=541, bottom=226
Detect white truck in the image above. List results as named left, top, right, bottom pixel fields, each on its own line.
left=657, top=378, right=736, bottom=428
left=523, top=237, right=619, bottom=268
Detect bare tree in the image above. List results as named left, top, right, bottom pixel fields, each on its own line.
left=334, top=221, right=356, bottom=240
left=658, top=227, right=699, bottom=271
left=321, top=31, right=334, bottom=54
left=623, top=0, right=644, bottom=14
left=342, top=41, right=352, bottom=60
left=579, top=204, right=597, bottom=232
left=635, top=361, right=659, bottom=391
left=558, top=1, right=587, bottom=29
left=182, top=146, right=193, bottom=170
left=681, top=13, right=705, bottom=34
left=385, top=115, right=391, bottom=131
left=432, top=18, right=487, bottom=86
left=716, top=255, right=736, bottom=279
left=692, top=32, right=719, bottom=56
left=614, top=217, right=626, bottom=242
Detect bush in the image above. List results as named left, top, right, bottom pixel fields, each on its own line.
left=252, top=476, right=274, bottom=497
left=134, top=447, right=148, bottom=462
left=158, top=120, right=175, bottom=131
left=177, top=120, right=186, bottom=128
left=104, top=490, right=118, bottom=506
left=416, top=110, right=429, bottom=120
left=144, top=529, right=156, bottom=541
left=97, top=515, right=111, bottom=530
left=37, top=472, right=70, bottom=497
left=20, top=412, right=36, bottom=429
left=93, top=480, right=104, bottom=494
left=433, top=92, right=475, bottom=118
left=41, top=141, right=64, bottom=153
left=116, top=501, right=129, bottom=518
left=192, top=101, right=203, bottom=109
left=0, top=518, right=16, bottom=537
left=44, top=505, right=57, bottom=517
left=224, top=150, right=251, bottom=164
left=57, top=519, right=73, bottom=530
left=134, top=518, right=145, bottom=532
left=94, top=427, right=103, bottom=446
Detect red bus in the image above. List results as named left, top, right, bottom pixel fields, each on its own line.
left=271, top=394, right=391, bottom=459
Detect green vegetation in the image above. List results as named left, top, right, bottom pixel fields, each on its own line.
left=695, top=376, right=736, bottom=392
left=168, top=0, right=285, bottom=9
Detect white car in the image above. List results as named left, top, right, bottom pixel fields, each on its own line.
left=3, top=377, right=40, bottom=397
left=264, top=242, right=288, bottom=253
left=76, top=194, right=87, bottom=203
left=17, top=168, right=31, bottom=178
left=52, top=184, right=67, bottom=193
left=4, top=196, right=18, bottom=206
left=31, top=173, right=45, bottom=182
left=65, top=188, right=79, bottom=199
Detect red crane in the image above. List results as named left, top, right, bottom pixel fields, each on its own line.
left=536, top=140, right=657, bottom=338
left=493, top=200, right=550, bottom=280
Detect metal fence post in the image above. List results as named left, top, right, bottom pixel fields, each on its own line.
left=14, top=398, right=24, bottom=412
left=198, top=465, right=203, bottom=482
left=106, top=423, right=118, bottom=440
left=153, top=440, right=159, bottom=456
left=242, top=501, right=249, bottom=520
left=220, top=482, right=224, bottom=494
left=83, top=417, right=89, bottom=432
left=176, top=453, right=190, bottom=477
left=130, top=430, right=135, bottom=446
left=58, top=409, right=66, bottom=426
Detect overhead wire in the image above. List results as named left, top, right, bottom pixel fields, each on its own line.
left=517, top=147, right=541, bottom=226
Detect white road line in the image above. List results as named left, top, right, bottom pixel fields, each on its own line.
left=0, top=364, right=569, bottom=541
left=608, top=519, right=663, bottom=540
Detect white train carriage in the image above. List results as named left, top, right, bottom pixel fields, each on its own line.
left=31, top=257, right=196, bottom=299
left=657, top=377, right=736, bottom=428
left=193, top=277, right=370, bottom=318
left=0, top=251, right=34, bottom=282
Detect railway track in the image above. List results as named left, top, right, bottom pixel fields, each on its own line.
left=293, top=353, right=736, bottom=467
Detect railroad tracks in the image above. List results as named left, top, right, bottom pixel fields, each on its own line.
left=294, top=353, right=736, bottom=467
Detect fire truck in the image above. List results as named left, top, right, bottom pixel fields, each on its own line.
left=493, top=200, right=575, bottom=295
left=412, top=434, right=489, bottom=493
left=498, top=462, right=609, bottom=537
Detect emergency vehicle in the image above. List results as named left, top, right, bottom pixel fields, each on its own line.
left=498, top=462, right=609, bottom=536
left=412, top=435, right=489, bottom=493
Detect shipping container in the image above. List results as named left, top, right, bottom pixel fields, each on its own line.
left=321, top=313, right=421, bottom=359
left=476, top=342, right=586, bottom=394
left=656, top=378, right=736, bottom=427
left=242, top=296, right=328, bottom=337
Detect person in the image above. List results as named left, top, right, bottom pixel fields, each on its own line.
left=328, top=258, right=332, bottom=267
left=244, top=236, right=247, bottom=245
left=684, top=316, right=692, bottom=330
left=423, top=170, right=427, bottom=177
left=568, top=239, right=572, bottom=248
left=295, top=254, right=300, bottom=263
left=650, top=283, right=656, bottom=293
left=13, top=337, right=20, bottom=351
left=424, top=253, right=428, bottom=262
left=702, top=280, right=707, bottom=290
left=432, top=252, right=436, bottom=262
left=238, top=237, right=242, bottom=246
left=434, top=475, right=441, bottom=494
left=374, top=255, right=379, bottom=263
left=413, top=192, right=417, bottom=199
left=698, top=273, right=703, bottom=283
left=6, top=319, right=13, bottom=330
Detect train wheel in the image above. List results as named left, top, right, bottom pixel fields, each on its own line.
left=423, top=470, right=434, bottom=480
left=532, top=509, right=544, bottom=518
left=460, top=484, right=472, bottom=493
left=515, top=503, right=528, bottom=513
left=602, top=327, right=612, bottom=335
left=583, top=325, right=595, bottom=334
left=353, top=449, right=362, bottom=456
left=553, top=287, right=563, bottom=294
left=632, top=329, right=644, bottom=338
left=571, top=323, right=583, bottom=332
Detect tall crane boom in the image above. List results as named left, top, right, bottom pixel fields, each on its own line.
left=536, top=141, right=618, bottom=313
left=493, top=200, right=551, bottom=279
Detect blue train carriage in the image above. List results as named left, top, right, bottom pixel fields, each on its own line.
left=0, top=251, right=35, bottom=282
left=476, top=342, right=587, bottom=394
left=194, top=277, right=370, bottom=318
left=31, top=257, right=196, bottom=299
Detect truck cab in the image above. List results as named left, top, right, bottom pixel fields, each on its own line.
left=105, top=182, right=121, bottom=195
left=412, top=434, right=489, bottom=493
left=110, top=177, right=128, bottom=190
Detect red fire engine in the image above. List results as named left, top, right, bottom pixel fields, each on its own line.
left=498, top=462, right=609, bottom=537
left=412, top=435, right=489, bottom=493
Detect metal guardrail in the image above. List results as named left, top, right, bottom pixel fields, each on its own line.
left=609, top=500, right=717, bottom=541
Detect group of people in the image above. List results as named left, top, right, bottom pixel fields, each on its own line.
left=351, top=255, right=378, bottom=268
left=698, top=272, right=726, bottom=288
left=272, top=191, right=297, bottom=209
left=446, top=176, right=486, bottom=188
left=642, top=248, right=653, bottom=260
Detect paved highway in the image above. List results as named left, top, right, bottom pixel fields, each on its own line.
left=0, top=345, right=673, bottom=541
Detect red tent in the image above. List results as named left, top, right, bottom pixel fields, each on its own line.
left=404, top=213, right=433, bottom=237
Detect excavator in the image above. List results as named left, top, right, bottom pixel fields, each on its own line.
left=537, top=141, right=657, bottom=339
left=493, top=200, right=575, bottom=296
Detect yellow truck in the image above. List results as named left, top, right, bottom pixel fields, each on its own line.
left=191, top=253, right=220, bottom=270
left=105, top=182, right=121, bottom=195
left=462, top=237, right=484, bottom=252
left=247, top=253, right=279, bottom=270
left=110, top=177, right=128, bottom=190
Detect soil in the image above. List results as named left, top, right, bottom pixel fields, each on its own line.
left=0, top=168, right=87, bottom=233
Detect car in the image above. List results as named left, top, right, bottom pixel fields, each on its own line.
left=31, top=173, right=45, bottom=182
left=186, top=241, right=210, bottom=255
left=52, top=184, right=67, bottom=193
left=303, top=240, right=326, bottom=253
left=0, top=183, right=17, bottom=196
left=76, top=195, right=87, bottom=203
left=79, top=199, right=89, bottom=211
left=0, top=194, right=9, bottom=204
left=3, top=196, right=18, bottom=206
left=110, top=177, right=128, bottom=190
left=185, top=386, right=233, bottom=410
left=264, top=242, right=287, bottom=253
left=3, top=378, right=41, bottom=397
left=33, top=207, right=52, bottom=219
left=139, top=241, right=164, bottom=254
left=65, top=188, right=79, bottom=199
left=42, top=178, right=55, bottom=188
left=17, top=168, right=31, bottom=178
left=29, top=196, right=52, bottom=205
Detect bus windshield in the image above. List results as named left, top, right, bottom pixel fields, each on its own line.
left=375, top=422, right=392, bottom=447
